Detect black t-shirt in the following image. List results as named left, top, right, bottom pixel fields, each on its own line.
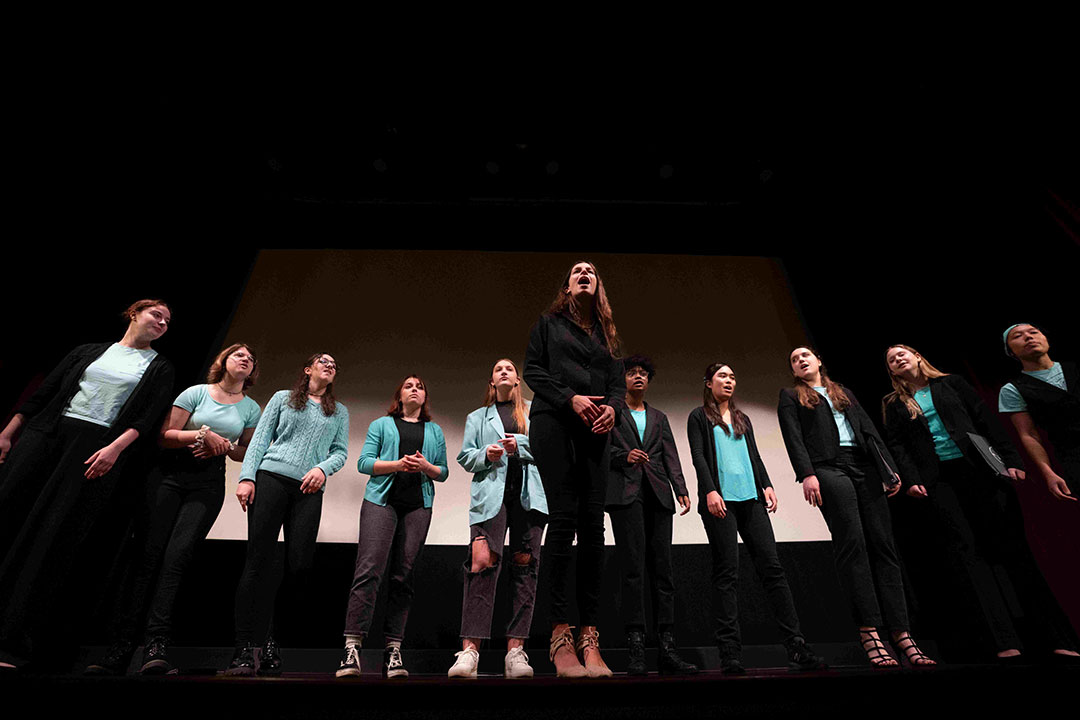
left=495, top=400, right=524, bottom=499
left=389, top=416, right=425, bottom=512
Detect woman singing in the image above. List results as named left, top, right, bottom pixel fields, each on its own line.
left=523, top=260, right=624, bottom=678
left=337, top=375, right=448, bottom=679
left=884, top=344, right=1078, bottom=660
left=689, top=362, right=826, bottom=674
left=227, top=352, right=349, bottom=676
left=86, top=343, right=262, bottom=675
left=448, top=359, right=548, bottom=679
left=0, top=299, right=175, bottom=670
left=777, top=346, right=933, bottom=668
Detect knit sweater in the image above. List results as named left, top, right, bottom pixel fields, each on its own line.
left=239, top=390, right=349, bottom=487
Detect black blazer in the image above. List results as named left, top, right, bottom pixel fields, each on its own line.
left=777, top=385, right=899, bottom=486
left=523, top=311, right=625, bottom=423
left=606, top=403, right=688, bottom=512
left=884, top=374, right=1024, bottom=490
left=17, top=342, right=176, bottom=448
left=686, top=406, right=773, bottom=511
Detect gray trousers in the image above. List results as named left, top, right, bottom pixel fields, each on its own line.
left=343, top=499, right=432, bottom=642
left=460, top=490, right=546, bottom=640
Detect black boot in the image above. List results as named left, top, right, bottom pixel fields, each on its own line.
left=658, top=632, right=698, bottom=675
left=258, top=635, right=283, bottom=676
left=225, top=644, right=256, bottom=676
left=85, top=640, right=136, bottom=676
left=139, top=636, right=175, bottom=675
left=627, top=630, right=648, bottom=676
left=785, top=637, right=827, bottom=672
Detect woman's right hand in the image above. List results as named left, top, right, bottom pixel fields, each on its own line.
left=571, top=395, right=604, bottom=426
left=486, top=444, right=505, bottom=463
left=237, top=480, right=255, bottom=511
left=627, top=448, right=649, bottom=464
left=706, top=490, right=727, bottom=518
left=803, top=475, right=823, bottom=507
left=906, top=484, right=928, bottom=499
left=400, top=453, right=423, bottom=473
left=0, top=435, right=11, bottom=464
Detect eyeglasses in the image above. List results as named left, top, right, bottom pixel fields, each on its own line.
left=317, top=358, right=338, bottom=370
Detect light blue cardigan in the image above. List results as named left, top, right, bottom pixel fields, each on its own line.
left=357, top=415, right=449, bottom=508
left=457, top=403, right=547, bottom=525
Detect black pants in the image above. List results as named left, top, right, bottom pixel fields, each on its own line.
left=529, top=411, right=609, bottom=626
left=113, top=452, right=226, bottom=644
left=0, top=418, right=132, bottom=662
left=814, top=448, right=909, bottom=631
left=608, top=485, right=675, bottom=634
left=700, top=500, right=803, bottom=655
left=233, top=470, right=323, bottom=645
left=928, top=459, right=1076, bottom=652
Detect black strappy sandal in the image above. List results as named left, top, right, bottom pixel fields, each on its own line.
left=891, top=632, right=936, bottom=668
left=859, top=629, right=899, bottom=669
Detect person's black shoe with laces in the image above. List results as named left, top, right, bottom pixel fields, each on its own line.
left=785, top=637, right=828, bottom=672
left=85, top=640, right=136, bottom=676
left=719, top=654, right=747, bottom=675
left=626, top=630, right=648, bottom=676
left=258, top=635, right=283, bottom=676
left=224, top=644, right=256, bottom=676
left=140, top=636, right=176, bottom=675
left=658, top=632, right=698, bottom=675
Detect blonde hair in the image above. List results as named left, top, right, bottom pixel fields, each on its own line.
left=790, top=346, right=850, bottom=412
left=881, top=344, right=949, bottom=421
left=483, top=359, right=529, bottom=432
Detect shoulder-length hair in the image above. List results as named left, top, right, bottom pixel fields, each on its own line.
left=545, top=260, right=621, bottom=356
left=790, top=346, right=851, bottom=412
left=386, top=374, right=432, bottom=422
left=206, top=343, right=259, bottom=391
left=483, top=358, right=529, bottom=432
left=702, top=361, right=749, bottom=438
left=881, top=344, right=949, bottom=421
left=288, top=352, right=338, bottom=417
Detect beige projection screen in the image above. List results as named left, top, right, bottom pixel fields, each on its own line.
left=208, top=250, right=831, bottom=544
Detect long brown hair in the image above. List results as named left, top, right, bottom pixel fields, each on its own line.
left=288, top=352, right=338, bottom=417
left=483, top=358, right=529, bottom=433
left=122, top=298, right=171, bottom=322
left=881, top=344, right=949, bottom=421
left=702, top=362, right=749, bottom=438
left=386, top=374, right=432, bottom=422
left=545, top=260, right=621, bottom=356
left=206, top=343, right=259, bottom=391
left=790, top=346, right=851, bottom=412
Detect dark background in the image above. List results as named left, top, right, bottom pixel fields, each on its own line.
left=2, top=66, right=1077, bottom=655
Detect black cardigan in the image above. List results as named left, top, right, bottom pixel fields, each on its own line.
left=883, top=374, right=1023, bottom=490
left=686, top=406, right=772, bottom=511
left=1009, top=360, right=1080, bottom=461
left=17, top=342, right=176, bottom=448
left=606, top=403, right=688, bottom=512
left=777, top=385, right=899, bottom=486
left=523, top=311, right=625, bottom=423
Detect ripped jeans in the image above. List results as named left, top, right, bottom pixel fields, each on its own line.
left=459, top=488, right=546, bottom=640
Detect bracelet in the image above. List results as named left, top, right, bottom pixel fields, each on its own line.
left=193, top=425, right=210, bottom=448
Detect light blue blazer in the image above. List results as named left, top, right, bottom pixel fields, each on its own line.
left=357, top=415, right=449, bottom=508
left=457, top=403, right=548, bottom=526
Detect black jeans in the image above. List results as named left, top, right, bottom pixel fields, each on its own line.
left=608, top=485, right=675, bottom=634
left=529, top=411, right=609, bottom=626
left=233, top=470, right=323, bottom=645
left=343, top=499, right=432, bottom=642
left=700, top=499, right=803, bottom=655
left=814, top=448, right=909, bottom=631
left=460, top=489, right=546, bottom=640
left=114, top=452, right=226, bottom=644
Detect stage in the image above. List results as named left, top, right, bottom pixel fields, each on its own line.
left=3, top=649, right=1074, bottom=719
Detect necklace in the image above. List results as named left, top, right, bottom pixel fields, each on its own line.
left=217, top=383, right=244, bottom=396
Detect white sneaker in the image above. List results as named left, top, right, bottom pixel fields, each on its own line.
left=504, top=647, right=534, bottom=679
left=448, top=648, right=479, bottom=678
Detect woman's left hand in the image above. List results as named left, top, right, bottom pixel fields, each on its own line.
left=193, top=430, right=231, bottom=458
left=764, top=487, right=779, bottom=513
left=676, top=495, right=691, bottom=516
left=300, top=467, right=326, bottom=494
left=591, top=405, right=615, bottom=434
left=1006, top=467, right=1025, bottom=481
left=498, top=435, right=518, bottom=455
left=84, top=444, right=123, bottom=479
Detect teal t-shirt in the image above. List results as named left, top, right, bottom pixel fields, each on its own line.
left=813, top=386, right=856, bottom=447
left=998, top=362, right=1067, bottom=413
left=64, top=343, right=158, bottom=428
left=913, top=387, right=963, bottom=461
left=713, top=425, right=758, bottom=502
left=174, top=384, right=262, bottom=442
left=630, top=408, right=647, bottom=443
